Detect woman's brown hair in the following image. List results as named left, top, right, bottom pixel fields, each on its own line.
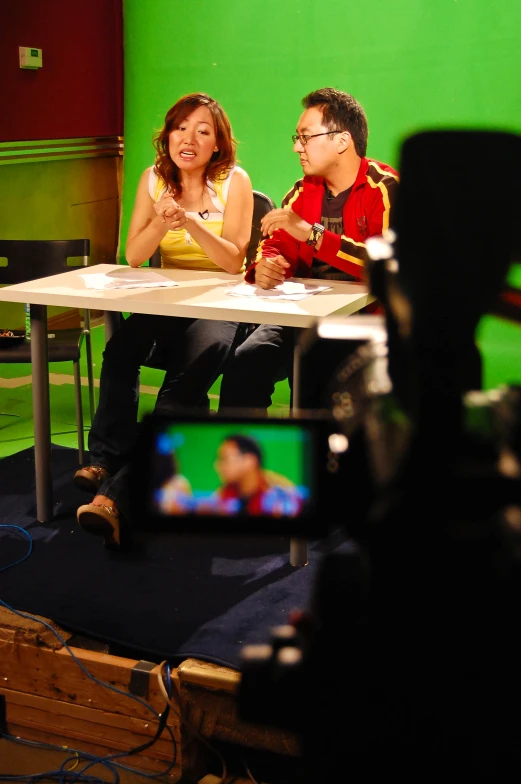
left=153, top=93, right=237, bottom=197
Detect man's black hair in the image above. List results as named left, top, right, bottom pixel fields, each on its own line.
left=302, top=87, right=369, bottom=157
left=224, top=434, right=263, bottom=466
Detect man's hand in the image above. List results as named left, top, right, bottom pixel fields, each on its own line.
left=260, top=208, right=312, bottom=242
left=254, top=255, right=290, bottom=289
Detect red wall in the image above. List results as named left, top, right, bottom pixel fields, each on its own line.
left=0, top=0, right=123, bottom=141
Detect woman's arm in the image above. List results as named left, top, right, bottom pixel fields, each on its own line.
left=126, top=169, right=187, bottom=267
left=182, top=167, right=254, bottom=274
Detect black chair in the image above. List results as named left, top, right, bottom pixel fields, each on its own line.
left=247, top=189, right=276, bottom=268
left=0, top=239, right=96, bottom=463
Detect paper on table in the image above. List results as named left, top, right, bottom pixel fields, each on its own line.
left=226, top=279, right=332, bottom=301
left=79, top=268, right=179, bottom=291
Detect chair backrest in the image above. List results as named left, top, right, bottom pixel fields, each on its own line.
left=0, top=239, right=90, bottom=285
left=149, top=247, right=161, bottom=268
left=247, top=190, right=276, bottom=268
left=148, top=190, right=276, bottom=270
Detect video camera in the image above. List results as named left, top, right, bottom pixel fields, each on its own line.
left=131, top=409, right=348, bottom=538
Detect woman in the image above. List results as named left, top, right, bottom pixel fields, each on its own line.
left=152, top=450, right=194, bottom=517
left=75, top=93, right=253, bottom=546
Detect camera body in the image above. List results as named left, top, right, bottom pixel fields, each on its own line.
left=130, top=410, right=346, bottom=538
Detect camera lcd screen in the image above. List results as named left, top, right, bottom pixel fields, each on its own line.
left=132, top=413, right=332, bottom=536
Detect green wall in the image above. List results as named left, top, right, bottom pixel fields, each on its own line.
left=120, top=0, right=521, bottom=389
left=121, top=0, right=521, bottom=254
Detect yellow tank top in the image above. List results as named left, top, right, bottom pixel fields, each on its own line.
left=148, top=166, right=244, bottom=272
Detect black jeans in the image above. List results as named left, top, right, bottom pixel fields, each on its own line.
left=218, top=324, right=296, bottom=415
left=88, top=312, right=241, bottom=475
left=218, top=322, right=365, bottom=414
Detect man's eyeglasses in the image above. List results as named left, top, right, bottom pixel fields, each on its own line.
left=291, top=130, right=342, bottom=146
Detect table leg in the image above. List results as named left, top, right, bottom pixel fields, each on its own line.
left=30, top=304, right=53, bottom=523
left=289, top=341, right=308, bottom=567
left=290, top=537, right=309, bottom=567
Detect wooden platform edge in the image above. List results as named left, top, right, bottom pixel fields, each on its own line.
left=0, top=612, right=301, bottom=781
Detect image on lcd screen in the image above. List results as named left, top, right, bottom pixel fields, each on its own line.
left=148, top=421, right=314, bottom=518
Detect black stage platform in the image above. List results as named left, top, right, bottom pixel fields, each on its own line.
left=0, top=445, right=354, bottom=668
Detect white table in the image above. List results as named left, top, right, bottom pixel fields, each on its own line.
left=1, top=264, right=374, bottom=563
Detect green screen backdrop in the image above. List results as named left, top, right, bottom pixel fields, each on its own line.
left=120, top=0, right=521, bottom=389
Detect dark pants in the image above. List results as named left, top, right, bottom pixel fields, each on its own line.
left=218, top=324, right=296, bottom=415
left=88, top=312, right=240, bottom=477
left=219, top=322, right=366, bottom=415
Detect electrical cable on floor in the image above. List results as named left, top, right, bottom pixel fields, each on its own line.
left=0, top=735, right=157, bottom=783
left=0, top=527, right=178, bottom=781
left=0, top=525, right=32, bottom=571
left=0, top=769, right=113, bottom=783
left=62, top=751, right=80, bottom=772
left=0, top=607, right=178, bottom=781
left=157, top=660, right=229, bottom=784
left=241, top=756, right=261, bottom=784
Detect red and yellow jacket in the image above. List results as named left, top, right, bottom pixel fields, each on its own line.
left=245, top=157, right=399, bottom=283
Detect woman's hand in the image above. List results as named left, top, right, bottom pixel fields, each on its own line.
left=179, top=167, right=253, bottom=274
left=153, top=194, right=188, bottom=229
left=126, top=170, right=190, bottom=266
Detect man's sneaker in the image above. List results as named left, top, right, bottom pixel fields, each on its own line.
left=74, top=465, right=110, bottom=494
left=77, top=501, right=121, bottom=548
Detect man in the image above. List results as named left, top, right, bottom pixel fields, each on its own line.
left=219, top=87, right=399, bottom=413
left=198, top=434, right=304, bottom=516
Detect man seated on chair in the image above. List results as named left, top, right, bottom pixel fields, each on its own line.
left=218, top=87, right=399, bottom=414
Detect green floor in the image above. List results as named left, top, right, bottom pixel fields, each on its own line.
left=1, top=314, right=520, bottom=461
left=0, top=323, right=291, bottom=460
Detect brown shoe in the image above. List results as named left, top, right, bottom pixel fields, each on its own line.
left=77, top=501, right=121, bottom=548
left=74, top=465, right=110, bottom=493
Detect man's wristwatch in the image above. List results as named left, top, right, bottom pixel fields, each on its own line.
left=306, top=223, right=325, bottom=248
